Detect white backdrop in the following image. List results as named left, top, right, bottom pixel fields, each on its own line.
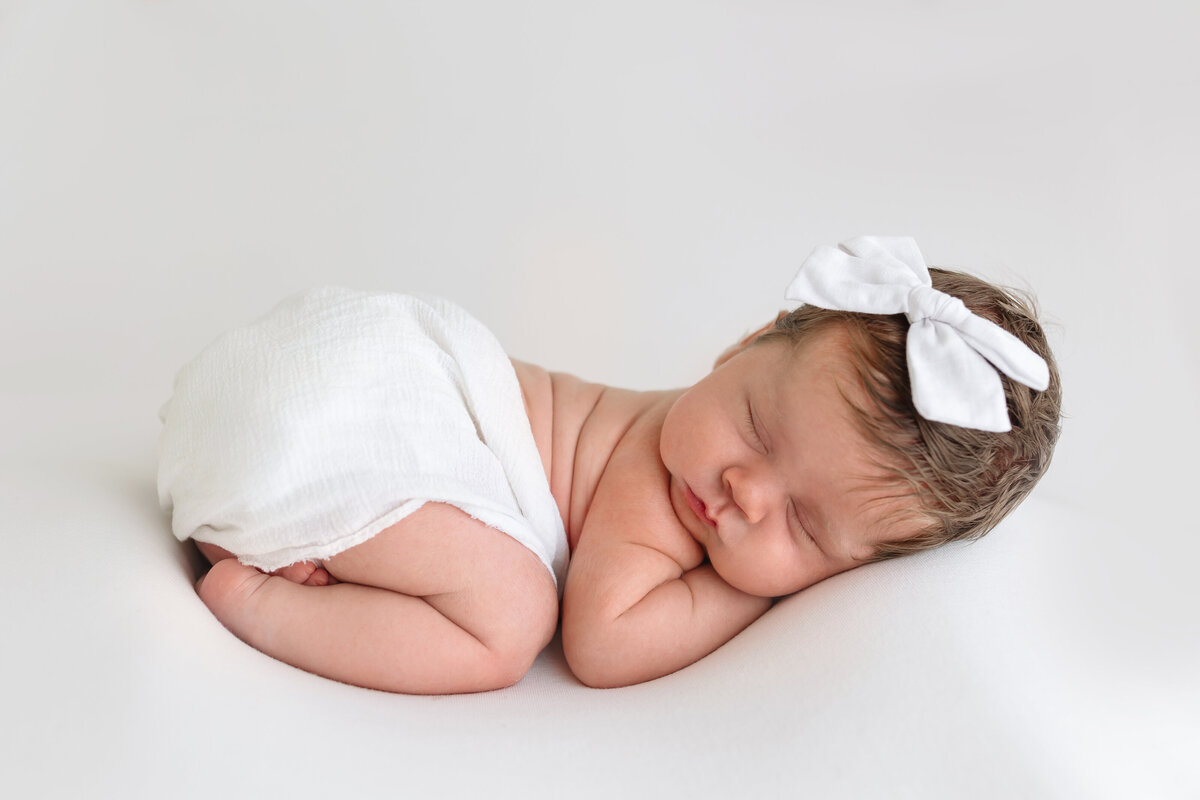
left=2, top=2, right=1197, bottom=798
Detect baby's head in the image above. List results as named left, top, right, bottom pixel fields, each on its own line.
left=754, top=238, right=1062, bottom=562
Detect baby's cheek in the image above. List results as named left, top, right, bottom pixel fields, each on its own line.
left=709, top=551, right=767, bottom=596
left=731, top=553, right=825, bottom=598
left=658, top=404, right=690, bottom=467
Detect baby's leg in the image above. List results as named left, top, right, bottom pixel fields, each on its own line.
left=195, top=503, right=558, bottom=694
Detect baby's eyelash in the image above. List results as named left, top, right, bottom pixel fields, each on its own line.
left=789, top=501, right=816, bottom=546
left=743, top=404, right=765, bottom=449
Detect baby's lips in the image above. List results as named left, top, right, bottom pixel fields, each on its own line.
left=684, top=483, right=717, bottom=528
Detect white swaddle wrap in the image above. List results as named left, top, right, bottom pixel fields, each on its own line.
left=156, top=287, right=569, bottom=591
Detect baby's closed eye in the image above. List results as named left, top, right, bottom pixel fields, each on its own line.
left=743, top=402, right=766, bottom=452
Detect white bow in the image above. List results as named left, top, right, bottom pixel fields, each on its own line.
left=785, top=236, right=1050, bottom=432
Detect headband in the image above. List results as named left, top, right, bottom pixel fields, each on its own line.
left=784, top=236, right=1050, bottom=432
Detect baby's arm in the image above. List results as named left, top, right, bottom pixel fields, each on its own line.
left=562, top=535, right=771, bottom=688
left=560, top=412, right=772, bottom=688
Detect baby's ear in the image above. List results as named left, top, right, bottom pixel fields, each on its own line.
left=713, top=311, right=789, bottom=370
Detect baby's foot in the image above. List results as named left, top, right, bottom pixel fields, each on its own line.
left=195, top=560, right=338, bottom=643
left=195, top=558, right=273, bottom=642
left=267, top=560, right=339, bottom=587
left=196, top=537, right=338, bottom=587
left=195, top=541, right=337, bottom=587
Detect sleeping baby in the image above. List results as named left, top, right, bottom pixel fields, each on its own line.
left=157, top=235, right=1061, bottom=692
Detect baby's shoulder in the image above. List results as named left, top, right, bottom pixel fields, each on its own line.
left=509, top=359, right=655, bottom=547
left=575, top=393, right=705, bottom=571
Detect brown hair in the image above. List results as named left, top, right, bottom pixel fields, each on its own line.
left=756, top=268, right=1062, bottom=561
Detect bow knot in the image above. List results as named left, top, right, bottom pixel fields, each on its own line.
left=905, top=285, right=968, bottom=328
left=785, top=236, right=1050, bottom=432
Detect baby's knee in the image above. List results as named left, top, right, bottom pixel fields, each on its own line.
left=470, top=576, right=559, bottom=691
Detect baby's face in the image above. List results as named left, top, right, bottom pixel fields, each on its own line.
left=660, top=329, right=916, bottom=597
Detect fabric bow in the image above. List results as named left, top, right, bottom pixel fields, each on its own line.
left=784, top=236, right=1050, bottom=432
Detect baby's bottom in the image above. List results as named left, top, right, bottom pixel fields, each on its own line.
left=195, top=503, right=559, bottom=694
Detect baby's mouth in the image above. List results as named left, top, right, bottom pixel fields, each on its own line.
left=684, top=483, right=716, bottom=528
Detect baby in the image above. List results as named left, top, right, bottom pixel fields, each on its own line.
left=158, top=236, right=1061, bottom=693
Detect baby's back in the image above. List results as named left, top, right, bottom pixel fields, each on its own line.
left=509, top=359, right=683, bottom=554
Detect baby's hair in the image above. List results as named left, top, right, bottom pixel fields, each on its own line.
left=757, top=268, right=1062, bottom=561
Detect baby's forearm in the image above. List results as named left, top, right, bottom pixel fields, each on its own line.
left=562, top=564, right=771, bottom=688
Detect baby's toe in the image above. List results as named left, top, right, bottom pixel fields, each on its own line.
left=268, top=560, right=339, bottom=586
left=301, top=566, right=338, bottom=586
left=268, top=560, right=317, bottom=585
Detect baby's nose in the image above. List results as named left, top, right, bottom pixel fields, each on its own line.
left=725, top=466, right=770, bottom=525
